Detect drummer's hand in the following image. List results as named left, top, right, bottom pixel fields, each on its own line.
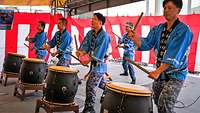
left=76, top=50, right=85, bottom=57
left=30, top=48, right=34, bottom=51
left=51, top=52, right=57, bottom=57
left=43, top=43, right=47, bottom=50
left=148, top=70, right=161, bottom=80
left=83, top=73, right=90, bottom=80
left=25, top=37, right=31, bottom=42
left=116, top=45, right=124, bottom=48
left=128, top=30, right=137, bottom=40
left=148, top=63, right=170, bottom=80
left=43, top=44, right=51, bottom=54
left=46, top=44, right=51, bottom=50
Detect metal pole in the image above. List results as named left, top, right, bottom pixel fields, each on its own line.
left=146, top=0, right=150, bottom=16
left=187, top=0, right=192, bottom=14
left=155, top=0, right=164, bottom=16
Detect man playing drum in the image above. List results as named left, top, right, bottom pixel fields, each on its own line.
left=76, top=13, right=110, bottom=113
left=128, top=0, right=193, bottom=113
left=25, top=21, right=48, bottom=60
left=47, top=18, right=72, bottom=67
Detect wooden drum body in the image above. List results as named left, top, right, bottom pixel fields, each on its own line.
left=101, top=82, right=153, bottom=113
left=3, top=52, right=26, bottom=73
left=45, top=66, right=79, bottom=103
left=20, top=58, right=47, bottom=84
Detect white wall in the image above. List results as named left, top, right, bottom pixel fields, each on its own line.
left=94, top=1, right=146, bottom=16
left=0, top=30, right=6, bottom=71
left=94, top=0, right=199, bottom=16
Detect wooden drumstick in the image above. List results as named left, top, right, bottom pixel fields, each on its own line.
left=133, top=12, right=144, bottom=32
left=112, top=32, right=123, bottom=48
left=41, top=42, right=89, bottom=67
left=68, top=52, right=89, bottom=67
left=74, top=34, right=79, bottom=50
left=25, top=29, right=32, bottom=41
left=47, top=49, right=89, bottom=67
left=24, top=43, right=31, bottom=49
left=112, top=31, right=121, bottom=40
left=113, top=12, right=143, bottom=48
left=112, top=12, right=143, bottom=39
left=24, top=43, right=36, bottom=51
left=125, top=58, right=150, bottom=75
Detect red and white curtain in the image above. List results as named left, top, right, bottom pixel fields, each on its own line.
left=0, top=13, right=199, bottom=72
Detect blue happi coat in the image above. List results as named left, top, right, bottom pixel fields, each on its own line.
left=118, top=33, right=135, bottom=59
left=80, top=29, right=110, bottom=73
left=48, top=29, right=72, bottom=61
left=138, top=21, right=193, bottom=80
left=32, top=31, right=48, bottom=57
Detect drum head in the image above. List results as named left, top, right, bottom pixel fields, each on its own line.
left=48, top=66, right=79, bottom=73
left=7, top=52, right=26, bottom=58
left=23, top=58, right=45, bottom=63
left=106, top=82, right=152, bottom=96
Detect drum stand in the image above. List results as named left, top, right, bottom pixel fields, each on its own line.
left=35, top=99, right=79, bottom=113
left=13, top=81, right=45, bottom=101
left=1, top=71, right=19, bottom=86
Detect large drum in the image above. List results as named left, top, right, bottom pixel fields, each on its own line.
left=20, top=58, right=47, bottom=84
left=101, top=82, right=153, bottom=113
left=3, top=52, right=26, bottom=73
left=45, top=66, right=79, bottom=103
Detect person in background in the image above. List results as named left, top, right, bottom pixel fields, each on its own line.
left=118, top=21, right=136, bottom=84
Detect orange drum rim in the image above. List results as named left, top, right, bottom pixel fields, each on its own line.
left=23, top=58, right=45, bottom=63
left=106, top=82, right=152, bottom=96
left=48, top=66, right=79, bottom=73
left=7, top=52, right=26, bottom=58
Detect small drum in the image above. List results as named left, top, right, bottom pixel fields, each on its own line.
left=45, top=66, right=79, bottom=103
left=101, top=82, right=153, bottom=113
left=20, top=58, right=47, bottom=84
left=3, top=52, right=26, bottom=73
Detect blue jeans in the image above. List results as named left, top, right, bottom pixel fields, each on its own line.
left=122, top=59, right=136, bottom=81
left=122, top=52, right=136, bottom=82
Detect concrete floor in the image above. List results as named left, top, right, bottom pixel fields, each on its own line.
left=0, top=61, right=200, bottom=113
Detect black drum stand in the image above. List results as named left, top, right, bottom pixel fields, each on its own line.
left=13, top=81, right=45, bottom=101
left=1, top=71, right=18, bottom=86
left=35, top=99, right=79, bottom=113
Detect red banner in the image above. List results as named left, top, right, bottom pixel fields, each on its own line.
left=0, top=13, right=199, bottom=72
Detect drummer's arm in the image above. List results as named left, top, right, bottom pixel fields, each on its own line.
left=26, top=33, right=37, bottom=43
left=118, top=34, right=125, bottom=44
left=76, top=35, right=90, bottom=57
left=128, top=30, right=141, bottom=48
left=45, top=44, right=51, bottom=52
left=26, top=36, right=36, bottom=43
left=148, top=63, right=170, bottom=80
left=46, top=34, right=57, bottom=54
left=47, top=33, right=57, bottom=49
left=45, top=44, right=58, bottom=57
left=76, top=50, right=87, bottom=58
